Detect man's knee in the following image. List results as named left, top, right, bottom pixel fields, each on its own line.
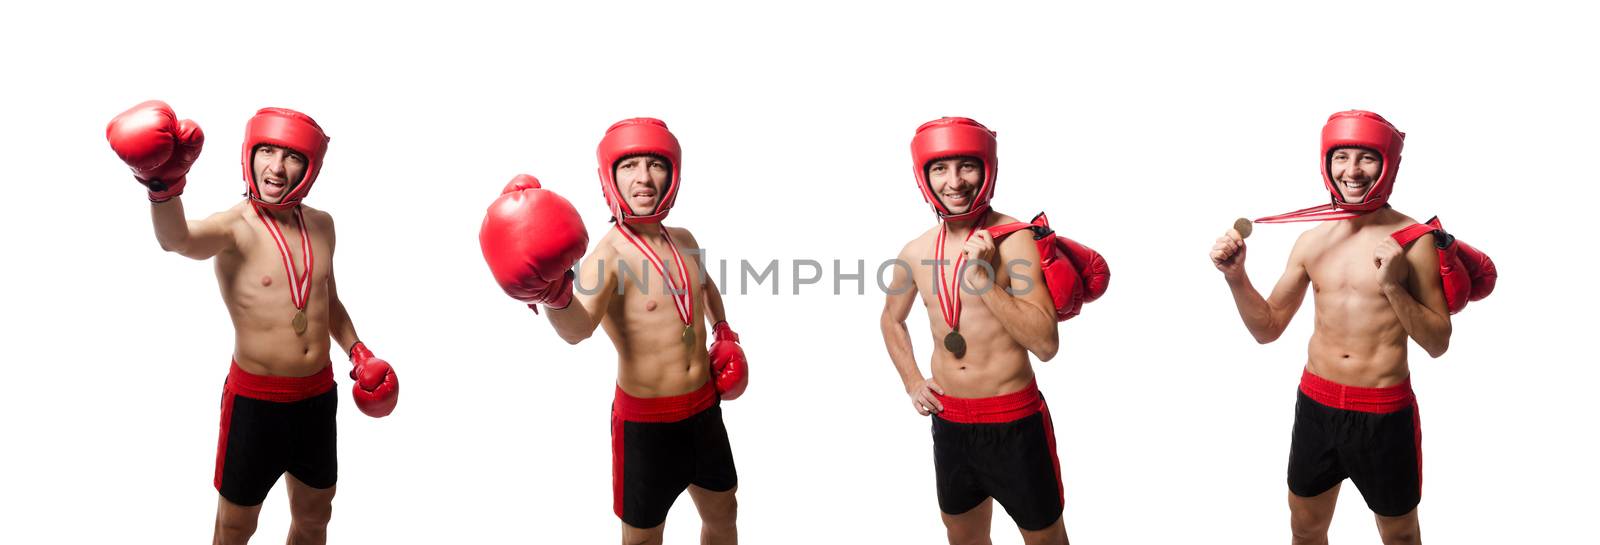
left=943, top=519, right=992, bottom=545
left=1289, top=507, right=1332, bottom=541
left=622, top=523, right=664, bottom=545
left=1376, top=510, right=1420, bottom=545
left=945, top=530, right=993, bottom=545
left=290, top=496, right=334, bottom=532
left=215, top=512, right=259, bottom=545
left=1379, top=527, right=1419, bottom=545
left=702, top=495, right=737, bottom=528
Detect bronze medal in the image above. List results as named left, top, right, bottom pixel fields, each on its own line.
left=943, top=330, right=966, bottom=359
left=683, top=325, right=695, bottom=347
left=1233, top=217, right=1254, bottom=239
left=292, top=309, right=308, bottom=335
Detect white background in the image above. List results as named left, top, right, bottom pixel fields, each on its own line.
left=2, top=1, right=1595, bottom=543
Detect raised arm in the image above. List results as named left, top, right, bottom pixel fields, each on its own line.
left=1213, top=227, right=1312, bottom=344
left=107, top=100, right=237, bottom=259
left=547, top=240, right=617, bottom=345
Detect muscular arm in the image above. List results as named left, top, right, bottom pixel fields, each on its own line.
left=1383, top=234, right=1452, bottom=358
left=703, top=276, right=728, bottom=325
left=978, top=234, right=1059, bottom=362
left=327, top=272, right=361, bottom=355
left=881, top=246, right=925, bottom=392
left=1226, top=233, right=1312, bottom=344
left=151, top=199, right=237, bottom=260
left=547, top=241, right=616, bottom=345
left=320, top=214, right=359, bottom=355
left=683, top=230, right=728, bottom=325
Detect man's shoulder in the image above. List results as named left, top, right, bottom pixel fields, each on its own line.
left=594, top=226, right=624, bottom=254
left=210, top=200, right=254, bottom=224
left=900, top=227, right=938, bottom=257
left=665, top=225, right=701, bottom=248
left=300, top=204, right=334, bottom=228
left=986, top=211, right=1023, bottom=227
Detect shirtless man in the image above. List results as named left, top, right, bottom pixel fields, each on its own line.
left=1210, top=111, right=1450, bottom=545
left=880, top=118, right=1067, bottom=545
left=480, top=118, right=748, bottom=545
left=106, top=101, right=399, bottom=545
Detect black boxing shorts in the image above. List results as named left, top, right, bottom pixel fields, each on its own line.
left=611, top=380, right=737, bottom=529
left=215, top=361, right=338, bottom=506
left=1288, top=367, right=1422, bottom=517
left=932, top=380, right=1064, bottom=531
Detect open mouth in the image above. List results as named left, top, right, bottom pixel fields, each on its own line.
left=942, top=189, right=972, bottom=205
left=261, top=177, right=289, bottom=196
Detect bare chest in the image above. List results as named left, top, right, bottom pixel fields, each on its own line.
left=1306, top=233, right=1387, bottom=302
left=221, top=218, right=333, bottom=306
left=611, top=238, right=705, bottom=324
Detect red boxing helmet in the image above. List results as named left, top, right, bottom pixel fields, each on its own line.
left=597, top=118, right=682, bottom=224
left=241, top=108, right=330, bottom=210
left=1257, top=110, right=1407, bottom=224
left=911, top=117, right=998, bottom=222
left=1320, top=110, right=1405, bottom=212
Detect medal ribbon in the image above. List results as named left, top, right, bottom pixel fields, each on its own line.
left=1255, top=202, right=1375, bottom=224
left=934, top=212, right=987, bottom=333
left=252, top=205, right=313, bottom=310
left=614, top=223, right=694, bottom=328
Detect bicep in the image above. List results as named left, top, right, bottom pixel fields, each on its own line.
left=1405, top=236, right=1450, bottom=316
left=575, top=246, right=617, bottom=318
left=1001, top=235, right=1054, bottom=314
left=179, top=211, right=240, bottom=258
left=882, top=252, right=917, bottom=322
left=1265, top=243, right=1312, bottom=314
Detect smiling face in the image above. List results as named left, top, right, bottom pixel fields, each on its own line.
left=926, top=156, right=984, bottom=214
left=1327, top=146, right=1383, bottom=203
left=613, top=154, right=672, bottom=216
left=252, top=144, right=308, bottom=204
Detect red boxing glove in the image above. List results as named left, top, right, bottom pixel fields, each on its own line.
left=479, top=174, right=588, bottom=312
left=349, top=342, right=399, bottom=418
left=1454, top=239, right=1497, bottom=302
left=709, top=321, right=748, bottom=401
left=1061, top=237, right=1110, bottom=303
left=106, top=100, right=204, bottom=202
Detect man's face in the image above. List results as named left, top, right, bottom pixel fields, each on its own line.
left=1328, top=146, right=1382, bottom=203
left=253, top=145, right=308, bottom=204
left=613, top=154, right=671, bottom=216
left=926, top=157, right=984, bottom=214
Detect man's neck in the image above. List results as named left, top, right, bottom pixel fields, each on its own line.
left=622, top=220, right=666, bottom=239
left=261, top=204, right=300, bottom=224
left=1342, top=205, right=1393, bottom=228
left=942, top=213, right=988, bottom=235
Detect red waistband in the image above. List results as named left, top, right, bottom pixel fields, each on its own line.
left=934, top=380, right=1044, bottom=424
left=1298, top=368, right=1415, bottom=414
left=613, top=380, right=716, bottom=423
left=226, top=360, right=336, bottom=403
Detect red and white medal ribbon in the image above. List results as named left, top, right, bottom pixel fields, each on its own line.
left=615, top=223, right=694, bottom=329
left=1255, top=202, right=1370, bottom=224
left=934, top=214, right=985, bottom=333
left=252, top=205, right=314, bottom=311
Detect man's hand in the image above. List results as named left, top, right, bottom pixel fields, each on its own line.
left=1374, top=237, right=1407, bottom=289
left=1211, top=228, right=1247, bottom=279
left=908, top=377, right=945, bottom=416
left=960, top=230, right=997, bottom=293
